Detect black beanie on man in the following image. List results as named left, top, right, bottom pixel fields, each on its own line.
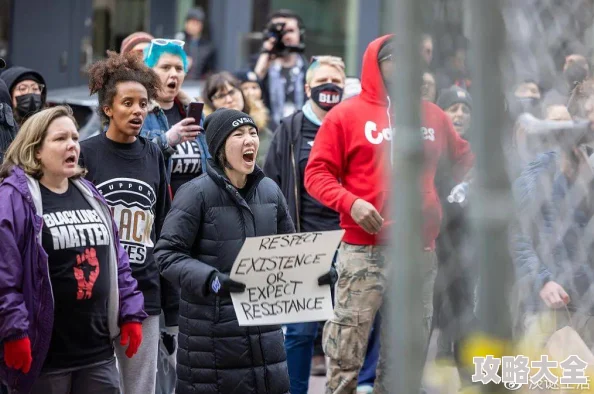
left=204, top=108, right=258, bottom=156
left=437, top=86, right=472, bottom=111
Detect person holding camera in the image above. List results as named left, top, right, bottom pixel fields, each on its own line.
left=253, top=9, right=307, bottom=128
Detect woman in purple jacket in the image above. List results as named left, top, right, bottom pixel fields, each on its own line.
left=0, top=106, right=147, bottom=394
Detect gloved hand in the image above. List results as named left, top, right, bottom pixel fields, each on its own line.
left=161, top=326, right=178, bottom=356
left=208, top=272, right=246, bottom=295
left=318, top=266, right=338, bottom=287
left=4, top=337, right=32, bottom=373
left=120, top=322, right=143, bottom=358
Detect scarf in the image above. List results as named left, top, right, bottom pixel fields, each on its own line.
left=302, top=100, right=322, bottom=126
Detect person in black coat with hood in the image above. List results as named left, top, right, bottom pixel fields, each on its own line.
left=0, top=78, right=17, bottom=163
left=0, top=66, right=47, bottom=126
left=155, top=108, right=335, bottom=394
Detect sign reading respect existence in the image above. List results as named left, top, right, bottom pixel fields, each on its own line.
left=230, top=230, right=345, bottom=326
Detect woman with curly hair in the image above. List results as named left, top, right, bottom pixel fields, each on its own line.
left=79, top=51, right=174, bottom=394
left=0, top=106, right=146, bottom=394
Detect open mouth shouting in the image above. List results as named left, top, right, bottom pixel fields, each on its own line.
left=64, top=153, right=78, bottom=167
left=166, top=80, right=178, bottom=91
left=129, top=117, right=143, bottom=131
left=242, top=149, right=256, bottom=166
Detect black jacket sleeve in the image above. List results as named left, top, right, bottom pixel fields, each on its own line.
left=155, top=148, right=178, bottom=326
left=154, top=181, right=218, bottom=299
left=276, top=187, right=296, bottom=235
left=263, top=122, right=284, bottom=185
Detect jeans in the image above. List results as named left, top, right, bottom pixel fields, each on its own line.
left=358, top=313, right=381, bottom=387
left=285, top=314, right=382, bottom=394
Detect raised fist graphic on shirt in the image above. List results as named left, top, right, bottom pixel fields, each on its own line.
left=74, top=247, right=100, bottom=300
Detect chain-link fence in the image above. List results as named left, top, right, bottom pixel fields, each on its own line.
left=383, top=0, right=594, bottom=393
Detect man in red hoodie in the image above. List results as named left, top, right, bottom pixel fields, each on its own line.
left=305, top=35, right=474, bottom=393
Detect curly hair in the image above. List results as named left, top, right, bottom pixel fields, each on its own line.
left=87, top=50, right=161, bottom=125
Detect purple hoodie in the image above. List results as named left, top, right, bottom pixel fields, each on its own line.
left=0, top=166, right=147, bottom=393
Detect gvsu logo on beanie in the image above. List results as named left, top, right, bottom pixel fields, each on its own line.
left=231, top=117, right=254, bottom=128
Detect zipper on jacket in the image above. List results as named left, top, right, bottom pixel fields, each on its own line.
left=214, top=297, right=220, bottom=323
left=290, top=143, right=301, bottom=232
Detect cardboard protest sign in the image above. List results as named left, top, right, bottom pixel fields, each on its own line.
left=230, top=230, right=344, bottom=326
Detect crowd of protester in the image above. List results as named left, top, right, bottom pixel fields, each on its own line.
left=2, top=5, right=594, bottom=394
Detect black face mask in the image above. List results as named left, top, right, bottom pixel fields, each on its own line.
left=15, top=93, right=42, bottom=118
left=310, top=83, right=343, bottom=111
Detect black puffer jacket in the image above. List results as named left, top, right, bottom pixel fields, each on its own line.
left=154, top=159, right=294, bottom=394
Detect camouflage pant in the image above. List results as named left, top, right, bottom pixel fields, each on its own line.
left=323, top=243, right=437, bottom=394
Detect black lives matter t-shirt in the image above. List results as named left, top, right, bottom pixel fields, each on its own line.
left=40, top=181, right=112, bottom=369
left=80, top=132, right=170, bottom=315
left=170, top=140, right=202, bottom=195
left=299, top=116, right=340, bottom=232
left=164, top=105, right=203, bottom=195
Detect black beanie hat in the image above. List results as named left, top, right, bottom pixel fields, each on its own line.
left=204, top=108, right=258, bottom=156
left=437, top=86, right=472, bottom=111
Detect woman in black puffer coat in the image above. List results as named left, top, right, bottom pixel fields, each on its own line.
left=154, top=108, right=295, bottom=394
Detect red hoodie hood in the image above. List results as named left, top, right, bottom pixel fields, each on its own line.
left=360, top=35, right=393, bottom=106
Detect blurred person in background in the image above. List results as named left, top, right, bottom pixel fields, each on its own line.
left=344, top=77, right=362, bottom=100
left=436, top=36, right=471, bottom=91
left=545, top=48, right=591, bottom=109
left=0, top=106, right=146, bottom=394
left=120, top=32, right=154, bottom=55
left=235, top=69, right=264, bottom=103
left=175, top=7, right=216, bottom=80
left=234, top=69, right=271, bottom=127
left=422, top=71, right=437, bottom=103
left=514, top=80, right=542, bottom=116
left=1, top=66, right=47, bottom=127
left=421, top=33, right=434, bottom=70
left=304, top=35, right=474, bottom=394
left=203, top=71, right=271, bottom=166
left=263, top=55, right=346, bottom=394
left=82, top=51, right=174, bottom=394
left=0, top=78, right=17, bottom=163
left=142, top=38, right=209, bottom=195
left=512, top=106, right=594, bottom=354
left=437, top=86, right=472, bottom=136
left=433, top=86, right=476, bottom=385
left=253, top=9, right=307, bottom=127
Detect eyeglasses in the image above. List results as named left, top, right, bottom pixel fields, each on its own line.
left=146, top=39, right=185, bottom=59
left=211, top=88, right=239, bottom=101
left=15, top=83, right=45, bottom=95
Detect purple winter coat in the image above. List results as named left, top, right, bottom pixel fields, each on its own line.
left=0, top=166, right=147, bottom=394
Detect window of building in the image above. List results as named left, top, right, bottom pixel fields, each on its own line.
left=0, top=0, right=12, bottom=61
left=92, top=0, right=148, bottom=59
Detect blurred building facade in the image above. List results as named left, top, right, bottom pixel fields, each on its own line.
left=1, top=0, right=484, bottom=89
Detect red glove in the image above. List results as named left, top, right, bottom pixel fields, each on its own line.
left=120, top=322, right=142, bottom=358
left=4, top=337, right=32, bottom=373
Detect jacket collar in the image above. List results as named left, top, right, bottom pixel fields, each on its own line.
left=206, top=158, right=265, bottom=202
left=2, top=165, right=99, bottom=216
left=148, top=89, right=195, bottom=113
